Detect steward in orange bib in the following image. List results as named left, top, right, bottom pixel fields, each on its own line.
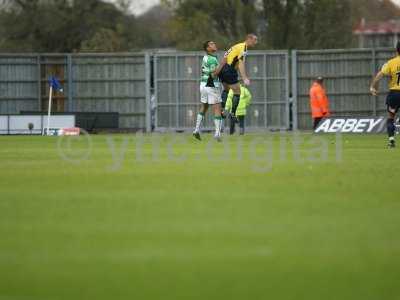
left=310, top=76, right=330, bottom=129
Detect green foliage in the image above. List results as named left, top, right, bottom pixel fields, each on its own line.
left=259, top=0, right=354, bottom=49
left=166, top=0, right=258, bottom=50
left=166, top=0, right=353, bottom=50
left=167, top=0, right=399, bottom=50
left=302, top=0, right=353, bottom=49
left=134, top=5, right=172, bottom=50
left=80, top=28, right=123, bottom=52
left=0, top=0, right=399, bottom=52
left=0, top=0, right=125, bottom=52
left=261, top=0, right=305, bottom=49
left=0, top=0, right=168, bottom=52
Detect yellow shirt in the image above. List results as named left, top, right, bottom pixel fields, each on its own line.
left=224, top=42, right=247, bottom=69
left=381, top=55, right=400, bottom=91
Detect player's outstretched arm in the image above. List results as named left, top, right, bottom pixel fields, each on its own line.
left=370, top=71, right=384, bottom=96
left=238, top=60, right=250, bottom=86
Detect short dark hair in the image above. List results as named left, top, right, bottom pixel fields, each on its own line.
left=397, top=41, right=400, bottom=54
left=246, top=33, right=257, bottom=39
left=203, top=41, right=211, bottom=51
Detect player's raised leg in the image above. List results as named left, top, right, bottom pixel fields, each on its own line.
left=221, top=83, right=229, bottom=110
left=220, top=83, right=230, bottom=132
left=230, top=83, right=241, bottom=121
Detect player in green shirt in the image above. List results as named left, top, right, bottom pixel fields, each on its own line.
left=193, top=41, right=223, bottom=141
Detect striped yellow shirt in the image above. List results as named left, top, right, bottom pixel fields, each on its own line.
left=381, top=55, right=400, bottom=91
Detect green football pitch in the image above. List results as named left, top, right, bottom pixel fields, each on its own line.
left=0, top=133, right=399, bottom=300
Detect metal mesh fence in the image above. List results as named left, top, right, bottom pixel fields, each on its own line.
left=154, top=51, right=290, bottom=131
left=1, top=48, right=397, bottom=131
left=72, top=54, right=150, bottom=129
left=0, top=53, right=150, bottom=130
left=292, top=49, right=395, bottom=129
left=0, top=55, right=40, bottom=114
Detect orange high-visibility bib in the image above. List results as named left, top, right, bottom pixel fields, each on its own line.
left=310, top=82, right=330, bottom=118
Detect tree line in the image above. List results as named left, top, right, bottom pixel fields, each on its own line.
left=0, top=0, right=399, bottom=52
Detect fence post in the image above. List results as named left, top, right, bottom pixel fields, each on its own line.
left=145, top=52, right=151, bottom=133
left=263, top=53, right=268, bottom=128
left=372, top=49, right=377, bottom=116
left=285, top=51, right=290, bottom=130
left=37, top=55, right=41, bottom=112
left=67, top=54, right=73, bottom=112
left=291, top=50, right=298, bottom=130
left=175, top=55, right=179, bottom=129
left=153, top=55, right=159, bottom=131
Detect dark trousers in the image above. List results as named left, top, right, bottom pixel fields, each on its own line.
left=230, top=115, right=245, bottom=135
left=313, top=117, right=323, bottom=130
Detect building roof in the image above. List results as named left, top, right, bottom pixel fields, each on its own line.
left=354, top=19, right=400, bottom=35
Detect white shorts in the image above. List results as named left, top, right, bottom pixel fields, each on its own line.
left=200, top=82, right=222, bottom=105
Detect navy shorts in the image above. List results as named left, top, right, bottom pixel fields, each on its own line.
left=219, top=64, right=239, bottom=85
left=386, top=90, right=400, bottom=114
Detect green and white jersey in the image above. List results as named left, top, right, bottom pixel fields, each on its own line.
left=201, top=54, right=220, bottom=88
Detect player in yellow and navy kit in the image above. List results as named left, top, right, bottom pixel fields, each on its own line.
left=214, top=34, right=258, bottom=123
left=370, top=41, right=400, bottom=148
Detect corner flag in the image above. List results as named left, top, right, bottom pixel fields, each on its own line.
left=49, top=76, right=63, bottom=93
left=43, top=76, right=63, bottom=135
